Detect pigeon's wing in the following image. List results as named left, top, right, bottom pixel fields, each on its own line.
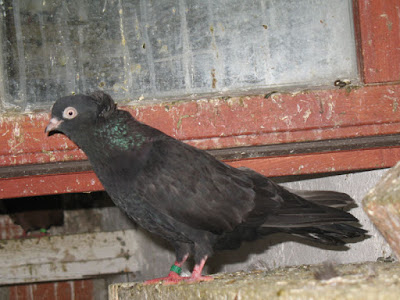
left=131, top=137, right=257, bottom=234
left=82, top=110, right=256, bottom=234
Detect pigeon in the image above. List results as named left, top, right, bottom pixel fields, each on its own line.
left=45, top=91, right=367, bottom=284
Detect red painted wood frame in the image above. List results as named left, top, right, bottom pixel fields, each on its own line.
left=1, top=0, right=400, bottom=199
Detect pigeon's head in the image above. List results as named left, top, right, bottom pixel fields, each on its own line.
left=45, top=91, right=117, bottom=137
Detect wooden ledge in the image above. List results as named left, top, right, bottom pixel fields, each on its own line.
left=0, top=230, right=140, bottom=285
left=109, top=261, right=400, bottom=300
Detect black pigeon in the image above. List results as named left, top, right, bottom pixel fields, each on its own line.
left=46, top=91, right=367, bottom=284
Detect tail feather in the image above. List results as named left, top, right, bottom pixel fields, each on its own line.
left=286, top=188, right=354, bottom=209
left=258, top=223, right=367, bottom=245
left=260, top=205, right=359, bottom=228
left=218, top=167, right=369, bottom=249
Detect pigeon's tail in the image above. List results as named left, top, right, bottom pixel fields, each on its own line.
left=268, top=189, right=367, bottom=245
left=252, top=188, right=367, bottom=246
left=258, top=223, right=367, bottom=246
left=215, top=216, right=367, bottom=251
left=214, top=221, right=367, bottom=250
left=286, top=188, right=355, bottom=209
left=215, top=168, right=368, bottom=251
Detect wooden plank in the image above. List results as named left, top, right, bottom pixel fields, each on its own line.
left=227, top=147, right=400, bottom=177
left=210, top=134, right=400, bottom=161
left=0, top=230, right=141, bottom=285
left=2, top=85, right=400, bottom=167
left=0, top=172, right=104, bottom=199
left=0, top=160, right=93, bottom=179
left=357, top=0, right=400, bottom=83
left=109, top=262, right=400, bottom=300
left=2, top=134, right=400, bottom=179
left=2, top=146, right=400, bottom=199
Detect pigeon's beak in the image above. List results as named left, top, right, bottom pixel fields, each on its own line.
left=45, top=117, right=63, bottom=135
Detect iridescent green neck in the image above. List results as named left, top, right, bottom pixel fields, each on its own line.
left=95, top=118, right=146, bottom=151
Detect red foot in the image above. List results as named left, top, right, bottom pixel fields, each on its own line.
left=143, top=271, right=183, bottom=285
left=144, top=256, right=213, bottom=285
left=185, top=257, right=213, bottom=283
left=144, top=273, right=213, bottom=285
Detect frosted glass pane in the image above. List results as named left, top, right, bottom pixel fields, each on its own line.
left=0, top=0, right=357, bottom=111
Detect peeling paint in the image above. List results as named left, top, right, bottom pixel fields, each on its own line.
left=302, top=109, right=311, bottom=123
left=270, top=95, right=284, bottom=109
left=326, top=102, right=335, bottom=120
left=225, top=97, right=248, bottom=108
left=176, top=114, right=194, bottom=130
left=280, top=115, right=292, bottom=127
left=296, top=104, right=303, bottom=113
left=393, top=99, right=398, bottom=112
left=380, top=13, right=393, bottom=31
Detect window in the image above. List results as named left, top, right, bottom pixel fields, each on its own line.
left=0, top=0, right=356, bottom=111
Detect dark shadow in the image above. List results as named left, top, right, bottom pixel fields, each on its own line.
left=207, top=232, right=365, bottom=274
left=0, top=191, right=115, bottom=232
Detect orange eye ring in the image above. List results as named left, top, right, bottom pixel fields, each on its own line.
left=63, top=107, right=78, bottom=119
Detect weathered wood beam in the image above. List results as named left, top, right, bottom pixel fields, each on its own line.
left=109, top=262, right=400, bottom=300
left=0, top=230, right=140, bottom=285
left=357, top=0, right=400, bottom=83
left=2, top=85, right=400, bottom=168
left=2, top=134, right=400, bottom=179
left=2, top=146, right=400, bottom=199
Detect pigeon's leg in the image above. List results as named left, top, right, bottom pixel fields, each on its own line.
left=143, top=242, right=190, bottom=285
left=143, top=241, right=213, bottom=284
left=185, top=256, right=213, bottom=283
left=143, top=254, right=188, bottom=285
left=184, top=242, right=214, bottom=282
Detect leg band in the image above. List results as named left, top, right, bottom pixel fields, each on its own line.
left=170, top=264, right=182, bottom=275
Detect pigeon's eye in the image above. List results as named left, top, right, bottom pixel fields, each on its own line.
left=63, top=107, right=78, bottom=119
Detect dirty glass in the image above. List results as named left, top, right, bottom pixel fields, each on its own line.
left=0, top=0, right=357, bottom=112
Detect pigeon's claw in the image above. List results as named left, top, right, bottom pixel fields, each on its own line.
left=144, top=257, right=213, bottom=285
left=143, top=271, right=184, bottom=285
left=143, top=272, right=213, bottom=285
left=185, top=257, right=213, bottom=283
